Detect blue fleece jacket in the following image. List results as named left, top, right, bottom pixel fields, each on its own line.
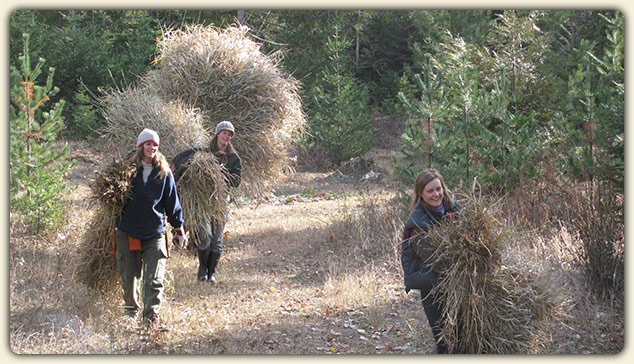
left=116, top=164, right=184, bottom=240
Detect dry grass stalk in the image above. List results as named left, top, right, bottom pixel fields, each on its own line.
left=177, top=151, right=228, bottom=246
left=145, top=24, right=306, bottom=196
left=419, top=193, right=555, bottom=353
left=98, top=87, right=211, bottom=159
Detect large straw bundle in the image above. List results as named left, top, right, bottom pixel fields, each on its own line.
left=416, top=194, right=555, bottom=354
left=99, top=87, right=211, bottom=159
left=75, top=206, right=119, bottom=292
left=176, top=151, right=228, bottom=247
left=76, top=158, right=137, bottom=292
left=144, top=25, right=305, bottom=196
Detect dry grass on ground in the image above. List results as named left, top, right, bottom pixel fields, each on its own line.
left=7, top=139, right=625, bottom=355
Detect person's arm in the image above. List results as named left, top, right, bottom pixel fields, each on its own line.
left=172, top=148, right=197, bottom=183
left=223, top=153, right=242, bottom=188
left=401, top=226, right=420, bottom=289
left=164, top=170, right=184, bottom=229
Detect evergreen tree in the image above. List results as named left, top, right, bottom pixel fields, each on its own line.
left=309, top=27, right=375, bottom=164
left=395, top=57, right=449, bottom=184
left=10, top=34, right=74, bottom=234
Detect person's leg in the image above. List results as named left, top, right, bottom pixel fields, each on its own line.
left=115, top=230, right=142, bottom=318
left=141, top=233, right=167, bottom=321
left=417, top=269, right=449, bottom=354
left=196, top=224, right=212, bottom=281
left=421, top=290, right=449, bottom=354
left=206, top=218, right=225, bottom=284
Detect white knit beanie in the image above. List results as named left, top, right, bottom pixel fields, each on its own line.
left=136, top=128, right=160, bottom=147
left=215, top=121, right=235, bottom=136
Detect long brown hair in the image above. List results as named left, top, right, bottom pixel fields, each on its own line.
left=412, top=168, right=453, bottom=209
left=129, top=147, right=170, bottom=179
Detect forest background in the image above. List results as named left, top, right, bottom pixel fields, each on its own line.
left=6, top=5, right=626, bottom=356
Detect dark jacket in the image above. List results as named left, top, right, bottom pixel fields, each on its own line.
left=116, top=164, right=184, bottom=240
left=173, top=147, right=242, bottom=188
left=401, top=199, right=459, bottom=291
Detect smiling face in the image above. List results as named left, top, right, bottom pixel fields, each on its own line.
left=141, top=141, right=158, bottom=163
left=216, top=129, right=233, bottom=151
left=419, top=178, right=444, bottom=208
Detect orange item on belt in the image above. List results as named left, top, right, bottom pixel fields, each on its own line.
left=128, top=236, right=142, bottom=250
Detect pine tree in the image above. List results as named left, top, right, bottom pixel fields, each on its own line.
left=395, top=56, right=449, bottom=185
left=309, top=26, right=375, bottom=164
left=10, top=33, right=74, bottom=233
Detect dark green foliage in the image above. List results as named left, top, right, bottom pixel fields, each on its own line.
left=308, top=27, right=375, bottom=164
left=394, top=57, right=449, bottom=185
left=70, top=89, right=100, bottom=137
left=10, top=34, right=74, bottom=233
left=561, top=12, right=624, bottom=192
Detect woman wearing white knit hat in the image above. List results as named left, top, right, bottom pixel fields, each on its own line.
left=115, top=128, right=187, bottom=332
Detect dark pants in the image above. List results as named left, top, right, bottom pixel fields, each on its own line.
left=421, top=289, right=449, bottom=354
left=196, top=219, right=224, bottom=280
left=115, top=230, right=167, bottom=320
left=407, top=268, right=449, bottom=354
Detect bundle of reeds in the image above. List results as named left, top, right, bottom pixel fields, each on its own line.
left=75, top=158, right=137, bottom=292
left=176, top=151, right=228, bottom=247
left=144, top=24, right=305, bottom=196
left=89, top=158, right=137, bottom=215
left=75, top=202, right=119, bottom=292
left=419, top=194, right=555, bottom=354
left=99, top=87, right=211, bottom=159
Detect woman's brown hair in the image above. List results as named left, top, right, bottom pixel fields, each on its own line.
left=129, top=147, right=170, bottom=179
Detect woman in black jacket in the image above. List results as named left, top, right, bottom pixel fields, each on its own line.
left=401, top=168, right=459, bottom=354
left=172, top=121, right=242, bottom=285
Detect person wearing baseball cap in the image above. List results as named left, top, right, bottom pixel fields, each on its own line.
left=172, top=121, right=242, bottom=285
left=115, top=128, right=187, bottom=332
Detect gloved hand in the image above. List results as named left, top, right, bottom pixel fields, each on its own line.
left=174, top=227, right=188, bottom=249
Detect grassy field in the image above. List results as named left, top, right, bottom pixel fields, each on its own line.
left=8, top=139, right=624, bottom=355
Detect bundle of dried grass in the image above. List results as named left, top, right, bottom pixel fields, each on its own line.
left=419, top=193, right=555, bottom=353
left=76, top=159, right=137, bottom=293
left=98, top=87, right=211, bottom=159
left=144, top=24, right=305, bottom=196
left=89, top=158, right=137, bottom=215
left=176, top=151, right=228, bottom=247
left=75, top=206, right=119, bottom=292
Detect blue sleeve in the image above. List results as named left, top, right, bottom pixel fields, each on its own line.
left=164, top=170, right=184, bottom=228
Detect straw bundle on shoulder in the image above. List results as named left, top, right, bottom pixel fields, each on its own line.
left=419, top=194, right=555, bottom=354
left=76, top=159, right=137, bottom=293
left=89, top=158, right=137, bottom=214
left=75, top=202, right=120, bottom=293
left=98, top=86, right=211, bottom=159
left=177, top=151, right=228, bottom=247
left=145, top=24, right=306, bottom=196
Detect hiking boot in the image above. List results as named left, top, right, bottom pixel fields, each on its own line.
left=148, top=314, right=168, bottom=332
left=198, top=275, right=207, bottom=282
left=208, top=274, right=217, bottom=285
